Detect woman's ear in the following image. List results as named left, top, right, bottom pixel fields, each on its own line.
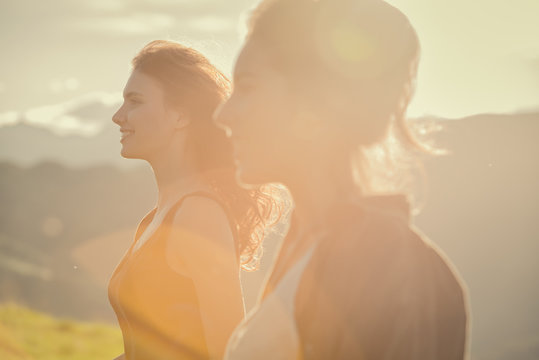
left=174, top=115, right=191, bottom=131
left=167, top=107, right=191, bottom=131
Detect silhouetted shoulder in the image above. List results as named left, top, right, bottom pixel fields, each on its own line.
left=295, top=196, right=469, bottom=359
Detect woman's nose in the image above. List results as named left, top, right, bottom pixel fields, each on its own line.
left=112, top=107, right=124, bottom=125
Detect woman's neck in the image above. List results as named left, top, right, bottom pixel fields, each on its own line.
left=285, top=156, right=359, bottom=239
left=148, top=150, right=207, bottom=213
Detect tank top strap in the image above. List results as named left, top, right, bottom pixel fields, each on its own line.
left=160, top=190, right=241, bottom=259
left=134, top=208, right=158, bottom=242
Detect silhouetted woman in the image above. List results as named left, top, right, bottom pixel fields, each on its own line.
left=108, top=40, right=277, bottom=360
left=216, top=0, right=469, bottom=358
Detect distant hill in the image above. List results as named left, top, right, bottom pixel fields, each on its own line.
left=0, top=162, right=156, bottom=322
left=0, top=121, right=130, bottom=169
left=0, top=111, right=538, bottom=359
left=415, top=111, right=539, bottom=359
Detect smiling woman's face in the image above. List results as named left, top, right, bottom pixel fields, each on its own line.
left=215, top=42, right=305, bottom=186
left=112, top=70, right=180, bottom=160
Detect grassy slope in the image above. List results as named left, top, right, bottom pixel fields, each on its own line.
left=0, top=303, right=123, bottom=360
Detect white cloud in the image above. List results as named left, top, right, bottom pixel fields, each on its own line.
left=75, top=13, right=175, bottom=35
left=0, top=111, right=19, bottom=127
left=17, top=92, right=121, bottom=137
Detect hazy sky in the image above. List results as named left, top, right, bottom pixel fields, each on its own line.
left=1, top=0, right=538, bottom=134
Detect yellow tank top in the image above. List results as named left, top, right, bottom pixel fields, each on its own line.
left=108, top=191, right=237, bottom=360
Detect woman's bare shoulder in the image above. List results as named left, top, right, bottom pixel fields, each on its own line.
left=166, top=194, right=236, bottom=261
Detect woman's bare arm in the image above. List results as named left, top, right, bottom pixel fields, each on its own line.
left=166, top=196, right=245, bottom=359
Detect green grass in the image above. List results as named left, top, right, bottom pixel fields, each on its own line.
left=0, top=303, right=123, bottom=360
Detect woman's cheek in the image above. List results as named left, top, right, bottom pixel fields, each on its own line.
left=129, top=106, right=149, bottom=126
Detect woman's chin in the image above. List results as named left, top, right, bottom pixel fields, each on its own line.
left=120, top=147, right=139, bottom=159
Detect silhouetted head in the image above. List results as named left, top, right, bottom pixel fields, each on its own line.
left=216, top=0, right=421, bottom=193
left=113, top=40, right=280, bottom=270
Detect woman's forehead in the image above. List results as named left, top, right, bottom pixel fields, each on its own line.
left=124, top=70, right=163, bottom=95
left=233, top=42, right=275, bottom=79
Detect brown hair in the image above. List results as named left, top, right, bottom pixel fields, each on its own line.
left=247, top=0, right=430, bottom=195
left=132, top=40, right=281, bottom=270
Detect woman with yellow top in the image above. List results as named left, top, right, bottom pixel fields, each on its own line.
left=108, top=40, right=278, bottom=360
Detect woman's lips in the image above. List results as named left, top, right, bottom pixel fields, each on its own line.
left=120, top=129, right=134, bottom=141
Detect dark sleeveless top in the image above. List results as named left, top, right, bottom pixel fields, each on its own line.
left=264, top=195, right=469, bottom=359
left=108, top=191, right=238, bottom=360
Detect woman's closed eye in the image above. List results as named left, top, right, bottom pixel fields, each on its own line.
left=127, top=96, right=143, bottom=105
left=127, top=99, right=143, bottom=105
left=234, top=80, right=257, bottom=94
left=123, top=91, right=145, bottom=105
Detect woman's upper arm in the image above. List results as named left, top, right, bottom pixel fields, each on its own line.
left=166, top=196, right=245, bottom=358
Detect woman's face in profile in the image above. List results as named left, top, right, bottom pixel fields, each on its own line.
left=216, top=42, right=303, bottom=186
left=112, top=70, right=180, bottom=160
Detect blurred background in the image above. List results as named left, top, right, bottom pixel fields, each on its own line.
left=0, top=0, right=538, bottom=359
